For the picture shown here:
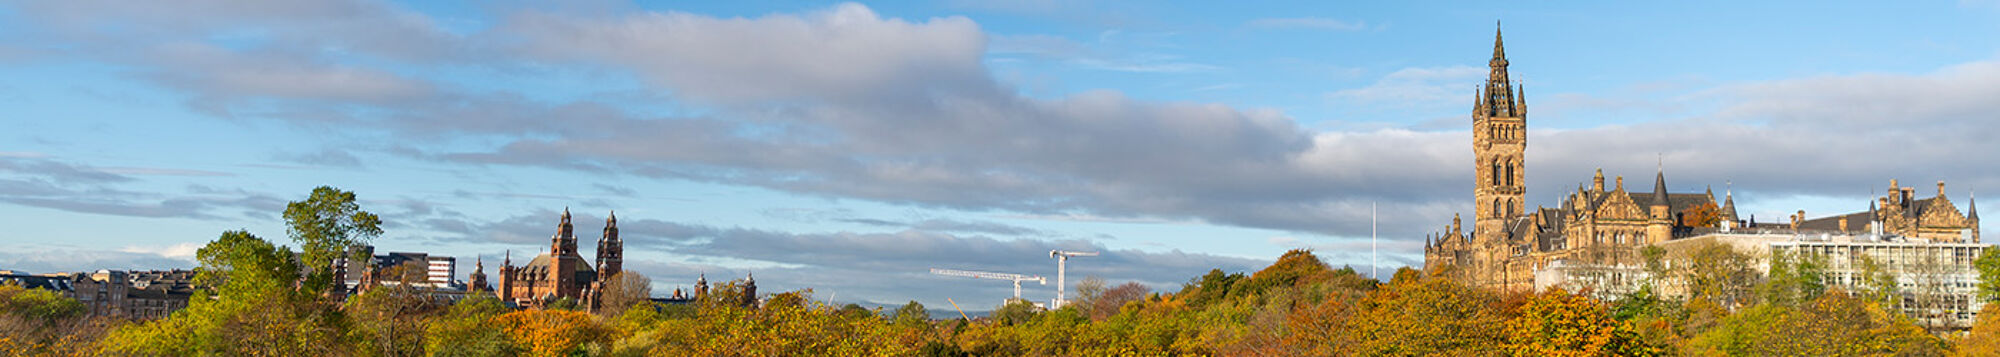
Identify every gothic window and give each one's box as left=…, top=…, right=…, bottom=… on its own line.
left=1491, top=161, right=1502, bottom=187
left=1504, top=163, right=1515, bottom=187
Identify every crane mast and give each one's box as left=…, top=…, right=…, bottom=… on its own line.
left=1049, top=250, right=1099, bottom=308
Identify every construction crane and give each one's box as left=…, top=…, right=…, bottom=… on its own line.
left=1049, top=250, right=1099, bottom=308
left=930, top=268, right=1046, bottom=302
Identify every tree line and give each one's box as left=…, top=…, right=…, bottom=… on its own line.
left=7, top=186, right=2000, bottom=355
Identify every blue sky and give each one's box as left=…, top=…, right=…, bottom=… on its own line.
left=3, top=0, right=1999, bottom=308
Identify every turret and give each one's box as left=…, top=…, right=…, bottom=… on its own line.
left=694, top=273, right=708, bottom=299
left=597, top=211, right=623, bottom=281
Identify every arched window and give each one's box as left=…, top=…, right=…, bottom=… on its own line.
left=1504, top=162, right=1515, bottom=187
left=1491, top=161, right=1502, bottom=187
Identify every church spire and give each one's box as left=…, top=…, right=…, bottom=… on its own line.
left=1481, top=21, right=1518, bottom=118
left=1492, top=21, right=1507, bottom=65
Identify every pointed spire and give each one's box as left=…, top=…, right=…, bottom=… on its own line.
left=1491, top=20, right=1507, bottom=64
left=607, top=210, right=616, bottom=224
left=504, top=249, right=511, bottom=265
left=562, top=206, right=571, bottom=220
left=1652, top=167, right=1670, bottom=207
left=1971, top=191, right=1979, bottom=221
left=1515, top=83, right=1526, bottom=116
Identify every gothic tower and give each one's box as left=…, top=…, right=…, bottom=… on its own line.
left=597, top=211, right=623, bottom=280
left=549, top=208, right=577, bottom=296
left=1473, top=23, right=1527, bottom=239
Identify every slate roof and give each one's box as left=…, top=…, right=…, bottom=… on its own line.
left=517, top=254, right=597, bottom=283
left=1797, top=211, right=1875, bottom=232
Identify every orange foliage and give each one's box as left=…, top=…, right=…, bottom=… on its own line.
left=495, top=310, right=610, bottom=356
left=1681, top=201, right=1720, bottom=227
left=1504, top=287, right=1656, bottom=356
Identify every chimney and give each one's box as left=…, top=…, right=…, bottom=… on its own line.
left=1839, top=216, right=1849, bottom=233
left=1939, top=180, right=1947, bottom=197
left=1615, top=176, right=1625, bottom=191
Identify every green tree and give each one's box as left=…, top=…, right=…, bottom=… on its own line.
left=1976, top=248, right=2000, bottom=302
left=1760, top=250, right=1829, bottom=307
left=425, top=294, right=514, bottom=357
left=893, top=300, right=930, bottom=325
left=1681, top=241, right=1761, bottom=309
left=990, top=299, right=1039, bottom=326
left=104, top=230, right=350, bottom=356
left=1176, top=269, right=1243, bottom=309
left=285, top=186, right=384, bottom=294
left=1690, top=291, right=1941, bottom=356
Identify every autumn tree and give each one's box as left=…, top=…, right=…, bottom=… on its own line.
left=1690, top=290, right=1941, bottom=356
left=1084, top=281, right=1148, bottom=321
left=0, top=283, right=108, bottom=356
left=597, top=272, right=652, bottom=317
left=1680, top=201, right=1720, bottom=227
left=1320, top=273, right=1507, bottom=355
left=285, top=186, right=384, bottom=295
left=496, top=309, right=612, bottom=356
left=1679, top=241, right=1761, bottom=309
left=1504, top=287, right=1658, bottom=356
left=345, top=262, right=444, bottom=356
left=425, top=294, right=514, bottom=357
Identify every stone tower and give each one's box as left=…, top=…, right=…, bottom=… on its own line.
left=596, top=211, right=623, bottom=280
left=1473, top=23, right=1527, bottom=237
left=549, top=208, right=578, bottom=295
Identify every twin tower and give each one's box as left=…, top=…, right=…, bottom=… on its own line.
left=479, top=208, right=624, bottom=308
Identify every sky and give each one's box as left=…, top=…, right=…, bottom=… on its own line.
left=3, top=0, right=2000, bottom=309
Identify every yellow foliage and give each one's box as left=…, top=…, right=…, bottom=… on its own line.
left=496, top=309, right=611, bottom=357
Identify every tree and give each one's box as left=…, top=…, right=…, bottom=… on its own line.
left=1679, top=241, right=1761, bottom=309
left=426, top=295, right=514, bottom=356
left=104, top=230, right=350, bottom=356
left=991, top=300, right=1039, bottom=326
left=1759, top=250, right=1828, bottom=307
left=285, top=186, right=383, bottom=294
left=1690, top=291, right=1941, bottom=356
left=345, top=263, right=442, bottom=356
left=1176, top=269, right=1242, bottom=309
left=1504, top=288, right=1658, bottom=356
left=1975, top=248, right=2000, bottom=302
left=495, top=309, right=611, bottom=356
left=1958, top=304, right=2000, bottom=356
left=1087, top=282, right=1148, bottom=321
left=1317, top=274, right=1507, bottom=355
left=893, top=301, right=929, bottom=326
left=597, top=272, right=652, bottom=317
left=1680, top=201, right=1720, bottom=227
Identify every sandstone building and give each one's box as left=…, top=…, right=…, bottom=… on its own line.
left=1423, top=26, right=1980, bottom=293
left=492, top=208, right=624, bottom=309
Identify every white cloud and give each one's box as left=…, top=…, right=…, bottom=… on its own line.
left=1328, top=65, right=1486, bottom=107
